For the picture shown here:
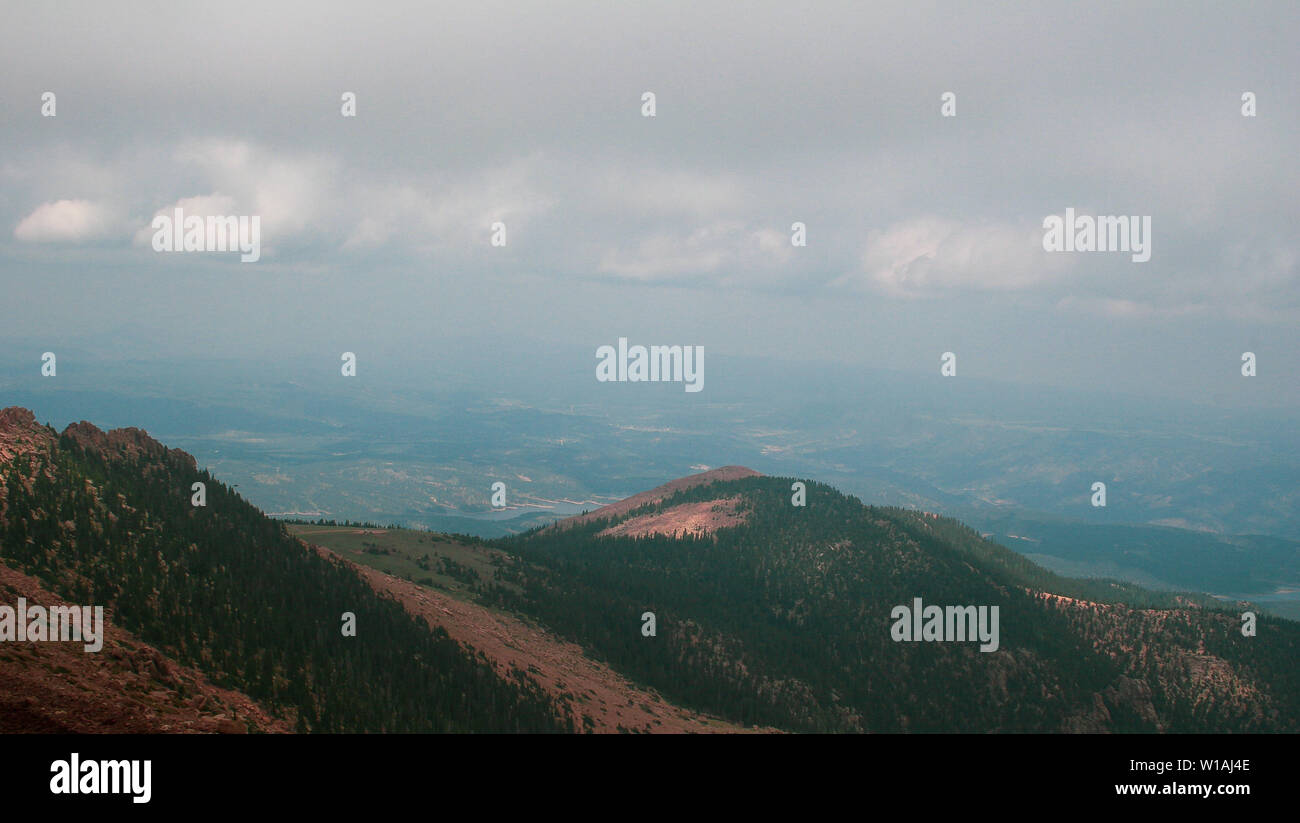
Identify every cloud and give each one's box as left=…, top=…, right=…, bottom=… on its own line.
left=13, top=199, right=117, bottom=243
left=591, top=169, right=745, bottom=218
left=597, top=221, right=798, bottom=282
left=133, top=194, right=241, bottom=247
left=342, top=157, right=555, bottom=254
left=173, top=139, right=337, bottom=238
left=839, top=217, right=1073, bottom=298
left=599, top=224, right=736, bottom=281
left=1222, top=239, right=1298, bottom=293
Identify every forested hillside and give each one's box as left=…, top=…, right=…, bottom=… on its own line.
left=0, top=408, right=566, bottom=732
left=490, top=475, right=1300, bottom=732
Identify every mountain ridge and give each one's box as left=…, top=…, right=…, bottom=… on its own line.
left=491, top=473, right=1300, bottom=732
left=0, top=407, right=570, bottom=733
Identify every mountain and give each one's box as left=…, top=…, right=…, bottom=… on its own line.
left=485, top=468, right=1300, bottom=732
left=0, top=407, right=567, bottom=732
left=7, top=405, right=1299, bottom=734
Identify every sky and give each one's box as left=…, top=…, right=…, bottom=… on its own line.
left=1, top=1, right=1297, bottom=409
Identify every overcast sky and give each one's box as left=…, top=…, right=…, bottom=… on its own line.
left=2, top=1, right=1297, bottom=408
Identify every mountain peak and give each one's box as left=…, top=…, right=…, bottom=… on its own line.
left=0, top=407, right=55, bottom=462
left=61, top=419, right=197, bottom=471
left=0, top=408, right=197, bottom=472
left=0, top=406, right=38, bottom=431
left=690, top=465, right=761, bottom=482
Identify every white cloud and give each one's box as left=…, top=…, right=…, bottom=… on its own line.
left=343, top=157, right=555, bottom=254
left=752, top=227, right=795, bottom=262
left=600, top=227, right=733, bottom=281
left=13, top=199, right=117, bottom=243
left=173, top=139, right=336, bottom=238
left=133, top=193, right=241, bottom=247
left=840, top=217, right=1073, bottom=298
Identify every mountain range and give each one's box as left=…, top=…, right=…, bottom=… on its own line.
left=2, top=406, right=1297, bottom=733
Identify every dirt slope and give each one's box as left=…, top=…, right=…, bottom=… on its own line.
left=597, top=496, right=747, bottom=538
left=309, top=544, right=763, bottom=733
left=552, top=466, right=760, bottom=531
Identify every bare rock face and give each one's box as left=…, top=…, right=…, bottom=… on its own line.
left=1063, top=675, right=1163, bottom=732
left=1101, top=675, right=1163, bottom=731
left=0, top=407, right=55, bottom=463
left=60, top=418, right=198, bottom=472
left=0, top=407, right=38, bottom=432
left=1, top=407, right=199, bottom=522
left=1, top=408, right=197, bottom=473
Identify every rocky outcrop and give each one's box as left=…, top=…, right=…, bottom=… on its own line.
left=1, top=407, right=198, bottom=474
left=0, top=407, right=56, bottom=463
left=60, top=419, right=198, bottom=472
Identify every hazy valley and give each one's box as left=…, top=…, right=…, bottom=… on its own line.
left=3, top=340, right=1297, bottom=617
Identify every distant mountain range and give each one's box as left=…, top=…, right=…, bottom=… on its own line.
left=3, top=406, right=1297, bottom=733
